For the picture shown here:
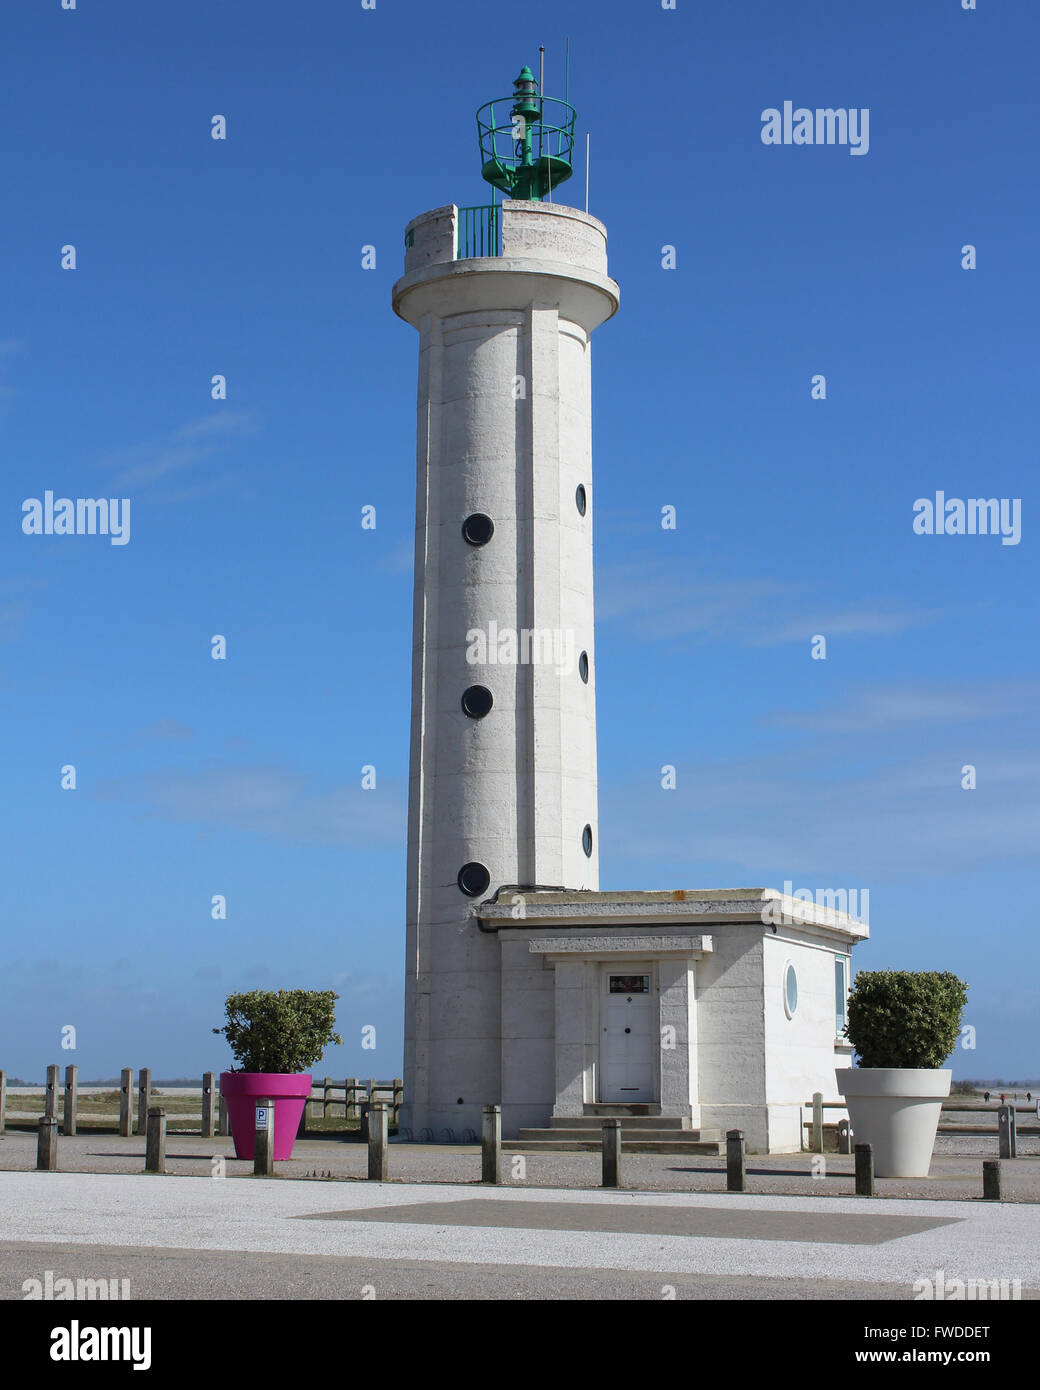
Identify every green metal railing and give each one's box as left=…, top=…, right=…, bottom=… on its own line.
left=457, top=203, right=501, bottom=259
left=476, top=82, right=576, bottom=203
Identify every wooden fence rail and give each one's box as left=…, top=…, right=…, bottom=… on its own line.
left=0, top=1069, right=404, bottom=1134
left=303, top=1078, right=404, bottom=1124
left=800, top=1093, right=1040, bottom=1152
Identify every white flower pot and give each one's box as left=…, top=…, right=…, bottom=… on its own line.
left=835, top=1068, right=951, bottom=1178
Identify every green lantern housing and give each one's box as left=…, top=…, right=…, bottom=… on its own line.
left=477, top=64, right=576, bottom=203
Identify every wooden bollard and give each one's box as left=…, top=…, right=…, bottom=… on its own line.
left=145, top=1107, right=166, bottom=1174
left=837, top=1118, right=852, bottom=1154
left=998, top=1105, right=1017, bottom=1159
left=136, top=1069, right=151, bottom=1137
left=983, top=1160, right=1003, bottom=1201
left=345, top=1076, right=358, bottom=1120
left=482, top=1104, right=501, bottom=1184
left=63, top=1065, right=78, bottom=1137
left=810, top=1091, right=824, bottom=1153
left=368, top=1102, right=388, bottom=1181
left=855, top=1142, right=875, bottom=1196
left=602, top=1118, right=621, bottom=1188
left=218, top=1092, right=229, bottom=1137
left=119, top=1068, right=133, bottom=1138
left=45, top=1064, right=59, bottom=1119
left=0, top=1070, right=6, bottom=1136
left=726, top=1129, right=746, bottom=1192
left=254, top=1098, right=275, bottom=1177
left=37, top=1116, right=58, bottom=1171
left=201, top=1072, right=215, bottom=1139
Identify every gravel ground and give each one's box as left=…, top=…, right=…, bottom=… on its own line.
left=0, top=1129, right=1037, bottom=1202
left=3, top=1172, right=1039, bottom=1295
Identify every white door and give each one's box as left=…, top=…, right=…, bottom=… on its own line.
left=600, top=969, right=654, bottom=1102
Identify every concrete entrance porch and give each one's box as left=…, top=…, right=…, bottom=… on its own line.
left=532, top=940, right=711, bottom=1124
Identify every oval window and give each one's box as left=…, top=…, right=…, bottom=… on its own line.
left=578, top=651, right=589, bottom=684
left=784, top=962, right=798, bottom=1018
left=582, top=824, right=593, bottom=858
left=575, top=484, right=587, bottom=516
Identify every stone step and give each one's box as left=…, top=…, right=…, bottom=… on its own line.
left=504, top=1138, right=726, bottom=1155
left=583, top=1104, right=661, bottom=1117
left=549, top=1115, right=692, bottom=1130
left=525, top=1127, right=721, bottom=1144
left=517, top=1127, right=722, bottom=1144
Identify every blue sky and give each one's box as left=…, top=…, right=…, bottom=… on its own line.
left=2, top=0, right=1036, bottom=1082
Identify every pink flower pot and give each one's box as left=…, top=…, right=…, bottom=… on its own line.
left=219, top=1072, right=312, bottom=1161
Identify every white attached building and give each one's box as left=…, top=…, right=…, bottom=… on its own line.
left=478, top=888, right=864, bottom=1153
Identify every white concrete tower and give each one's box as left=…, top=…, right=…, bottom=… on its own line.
left=393, top=67, right=619, bottom=1138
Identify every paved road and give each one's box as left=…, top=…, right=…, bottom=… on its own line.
left=1, top=1171, right=1037, bottom=1301
left=0, top=1239, right=922, bottom=1300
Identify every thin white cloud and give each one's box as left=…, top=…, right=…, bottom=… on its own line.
left=602, top=740, right=1040, bottom=880
left=596, top=555, right=942, bottom=648
left=103, top=412, right=258, bottom=490
left=597, top=560, right=791, bottom=639
left=143, top=719, right=196, bottom=741
left=91, top=761, right=406, bottom=850
left=770, top=681, right=1040, bottom=732
left=598, top=673, right=1040, bottom=882
left=330, top=971, right=401, bottom=1003
left=759, top=605, right=940, bottom=645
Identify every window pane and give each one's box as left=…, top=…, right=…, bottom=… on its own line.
left=784, top=963, right=798, bottom=1016
left=835, top=958, right=846, bottom=1031
left=609, top=975, right=649, bottom=994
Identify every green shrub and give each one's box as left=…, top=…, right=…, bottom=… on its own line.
left=845, top=970, right=968, bottom=1069
left=213, top=989, right=342, bottom=1073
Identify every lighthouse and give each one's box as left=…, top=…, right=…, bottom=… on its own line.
left=393, top=66, right=619, bottom=1139
left=392, top=65, right=868, bottom=1151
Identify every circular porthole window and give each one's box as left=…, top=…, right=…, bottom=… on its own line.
left=582, top=824, right=593, bottom=858
left=457, top=862, right=491, bottom=897
left=578, top=651, right=589, bottom=684
left=575, top=484, right=587, bottom=516
left=462, top=513, right=494, bottom=546
left=783, top=962, right=798, bottom=1018
left=461, top=685, right=493, bottom=719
